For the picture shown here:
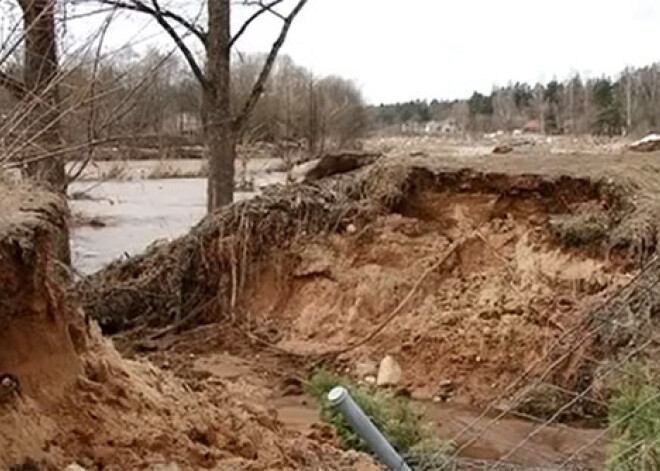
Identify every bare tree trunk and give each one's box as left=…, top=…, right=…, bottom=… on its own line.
left=19, top=0, right=67, bottom=192
left=99, top=0, right=309, bottom=211
left=17, top=0, right=70, bottom=266
left=307, top=78, right=317, bottom=154
left=205, top=0, right=235, bottom=211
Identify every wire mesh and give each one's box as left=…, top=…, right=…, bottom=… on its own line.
left=405, top=256, right=660, bottom=471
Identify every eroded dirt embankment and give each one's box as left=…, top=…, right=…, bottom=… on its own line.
left=71, top=160, right=660, bottom=470
left=0, top=181, right=377, bottom=470
left=74, top=164, right=643, bottom=469
left=78, top=165, right=639, bottom=407
left=236, top=171, right=631, bottom=406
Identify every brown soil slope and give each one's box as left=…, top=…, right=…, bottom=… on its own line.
left=239, top=172, right=631, bottom=405
left=0, top=181, right=377, bottom=470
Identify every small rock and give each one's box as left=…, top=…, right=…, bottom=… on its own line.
left=354, top=360, right=378, bottom=379
left=65, top=464, right=88, bottom=471
left=346, top=223, right=357, bottom=234
left=364, top=375, right=376, bottom=385
left=376, top=355, right=402, bottom=387
left=528, top=214, right=547, bottom=225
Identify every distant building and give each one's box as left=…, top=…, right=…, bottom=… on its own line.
left=400, top=122, right=426, bottom=134
left=439, top=119, right=461, bottom=134
left=424, top=121, right=442, bottom=134
left=163, top=112, right=201, bottom=135
left=401, top=119, right=461, bottom=135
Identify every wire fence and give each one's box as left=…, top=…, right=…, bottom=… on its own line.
left=393, top=255, right=660, bottom=471
left=324, top=255, right=660, bottom=471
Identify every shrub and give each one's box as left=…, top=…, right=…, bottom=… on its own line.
left=606, top=361, right=660, bottom=470
left=306, top=369, right=447, bottom=458
left=549, top=213, right=609, bottom=247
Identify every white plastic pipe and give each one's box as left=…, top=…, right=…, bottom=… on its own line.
left=328, top=386, right=412, bottom=471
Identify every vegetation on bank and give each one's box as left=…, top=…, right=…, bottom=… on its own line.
left=606, top=361, right=660, bottom=470
left=305, top=369, right=449, bottom=461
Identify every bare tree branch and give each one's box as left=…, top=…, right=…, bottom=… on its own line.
left=233, top=0, right=309, bottom=132
left=148, top=0, right=207, bottom=87
left=98, top=0, right=207, bottom=45
left=97, top=0, right=207, bottom=86
left=229, top=0, right=285, bottom=48
left=0, top=70, right=27, bottom=99
left=67, top=9, right=116, bottom=183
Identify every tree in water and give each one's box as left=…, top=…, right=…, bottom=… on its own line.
left=99, top=0, right=310, bottom=211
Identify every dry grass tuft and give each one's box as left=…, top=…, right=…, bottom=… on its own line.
left=549, top=213, right=610, bottom=247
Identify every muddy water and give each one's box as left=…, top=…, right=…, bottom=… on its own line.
left=273, top=394, right=604, bottom=469
left=69, top=178, right=206, bottom=273
left=69, top=158, right=289, bottom=273
left=69, top=177, right=282, bottom=273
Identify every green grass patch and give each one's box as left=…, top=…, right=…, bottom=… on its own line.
left=606, top=361, right=660, bottom=470
left=306, top=369, right=451, bottom=460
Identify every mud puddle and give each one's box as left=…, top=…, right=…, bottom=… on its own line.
left=276, top=394, right=603, bottom=467
left=183, top=351, right=605, bottom=468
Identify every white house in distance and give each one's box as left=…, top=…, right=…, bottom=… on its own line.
left=163, top=112, right=202, bottom=135
left=401, top=119, right=462, bottom=135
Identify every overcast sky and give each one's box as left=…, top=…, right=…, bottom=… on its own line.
left=66, top=0, right=660, bottom=104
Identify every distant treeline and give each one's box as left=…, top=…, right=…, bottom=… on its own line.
left=370, top=62, right=660, bottom=137
left=0, top=51, right=367, bottom=154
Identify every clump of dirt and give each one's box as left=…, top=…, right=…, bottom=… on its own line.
left=0, top=181, right=378, bottom=470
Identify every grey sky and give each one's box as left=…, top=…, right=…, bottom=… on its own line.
left=66, top=0, right=660, bottom=104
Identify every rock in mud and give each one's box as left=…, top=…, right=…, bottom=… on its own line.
left=64, top=464, right=88, bottom=471
left=354, top=360, right=378, bottom=379
left=376, top=355, right=402, bottom=386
